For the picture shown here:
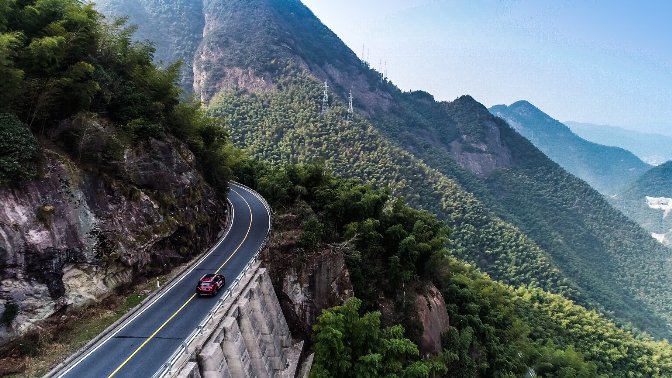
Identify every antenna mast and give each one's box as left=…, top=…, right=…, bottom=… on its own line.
left=321, top=81, right=329, bottom=114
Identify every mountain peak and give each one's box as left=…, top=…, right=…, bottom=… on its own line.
left=510, top=100, right=535, bottom=109
left=489, top=101, right=650, bottom=194
left=500, top=100, right=549, bottom=120
left=447, top=95, right=491, bottom=116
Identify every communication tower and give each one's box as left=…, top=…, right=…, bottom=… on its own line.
left=347, top=89, right=354, bottom=122
left=321, top=81, right=329, bottom=114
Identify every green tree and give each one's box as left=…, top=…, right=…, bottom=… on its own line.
left=311, top=297, right=446, bottom=377
left=0, top=113, right=40, bottom=185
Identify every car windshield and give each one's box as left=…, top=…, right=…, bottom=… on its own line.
left=200, top=282, right=212, bottom=287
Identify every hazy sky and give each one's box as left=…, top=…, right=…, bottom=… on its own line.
left=302, top=0, right=672, bottom=135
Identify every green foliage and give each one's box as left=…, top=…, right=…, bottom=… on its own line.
left=248, top=162, right=671, bottom=376
left=434, top=251, right=672, bottom=377
left=210, top=70, right=579, bottom=302
left=0, top=0, right=179, bottom=129
left=610, top=161, right=672, bottom=243
left=170, top=99, right=237, bottom=195
left=1, top=302, right=19, bottom=326
left=235, top=161, right=446, bottom=311
left=311, top=298, right=447, bottom=378
left=514, top=286, right=672, bottom=376
left=299, top=214, right=324, bottom=251
left=0, top=0, right=235, bottom=195
left=0, top=113, right=40, bottom=185
left=530, top=345, right=597, bottom=378
left=95, top=0, right=206, bottom=90
left=373, top=89, right=672, bottom=339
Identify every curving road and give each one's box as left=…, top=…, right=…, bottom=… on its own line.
left=49, top=183, right=271, bottom=378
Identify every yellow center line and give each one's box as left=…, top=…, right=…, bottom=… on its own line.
left=107, top=294, right=196, bottom=378
left=216, top=187, right=254, bottom=273
left=107, top=187, right=254, bottom=378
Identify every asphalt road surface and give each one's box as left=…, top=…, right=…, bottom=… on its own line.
left=51, top=183, right=271, bottom=378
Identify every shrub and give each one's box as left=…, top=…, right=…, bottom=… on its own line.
left=0, top=113, right=40, bottom=186
left=1, top=302, right=19, bottom=326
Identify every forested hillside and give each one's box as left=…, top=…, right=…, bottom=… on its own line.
left=0, top=0, right=235, bottom=346
left=490, top=101, right=649, bottom=194
left=93, top=0, right=672, bottom=340
left=243, top=162, right=672, bottom=377
left=611, top=162, right=672, bottom=246
left=208, top=71, right=577, bottom=299
left=5, top=1, right=672, bottom=376
left=93, top=0, right=204, bottom=91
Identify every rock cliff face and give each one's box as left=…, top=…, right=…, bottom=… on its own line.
left=261, top=212, right=450, bottom=356
left=443, top=96, right=514, bottom=177
left=0, top=136, right=225, bottom=344
left=262, top=213, right=353, bottom=338
left=415, top=285, right=450, bottom=355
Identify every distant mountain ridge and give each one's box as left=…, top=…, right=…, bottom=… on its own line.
left=566, top=121, right=672, bottom=166
left=612, top=161, right=672, bottom=246
left=490, top=101, right=650, bottom=195
left=95, top=0, right=672, bottom=340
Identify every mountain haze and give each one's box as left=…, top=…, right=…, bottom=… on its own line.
left=94, top=0, right=672, bottom=340
left=490, top=101, right=650, bottom=195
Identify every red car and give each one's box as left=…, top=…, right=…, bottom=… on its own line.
left=196, top=274, right=225, bottom=296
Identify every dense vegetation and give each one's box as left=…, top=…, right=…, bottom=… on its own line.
left=610, top=161, right=672, bottom=245
left=311, top=298, right=447, bottom=378
left=209, top=70, right=672, bottom=339
left=489, top=101, right=649, bottom=195
left=90, top=0, right=672, bottom=339
left=0, top=0, right=235, bottom=193
left=9, top=1, right=672, bottom=376
left=93, top=0, right=205, bottom=91
left=0, top=113, right=40, bottom=185
left=210, top=71, right=578, bottom=299
left=240, top=161, right=672, bottom=377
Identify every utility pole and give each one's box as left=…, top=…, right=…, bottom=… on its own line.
left=321, top=81, right=329, bottom=114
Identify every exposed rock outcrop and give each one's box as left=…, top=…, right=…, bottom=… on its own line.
left=0, top=136, right=225, bottom=344
left=444, top=96, right=513, bottom=176
left=262, top=213, right=353, bottom=338
left=415, top=284, right=450, bottom=355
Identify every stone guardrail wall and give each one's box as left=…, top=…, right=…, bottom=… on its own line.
left=152, top=184, right=306, bottom=377
left=167, top=264, right=303, bottom=378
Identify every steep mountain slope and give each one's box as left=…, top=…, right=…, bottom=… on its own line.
left=0, top=0, right=234, bottom=345
left=612, top=162, right=672, bottom=246
left=208, top=74, right=575, bottom=299
left=567, top=121, right=672, bottom=166
left=94, top=0, right=204, bottom=90
left=490, top=101, right=650, bottom=194
left=247, top=163, right=672, bottom=377
left=94, top=0, right=672, bottom=339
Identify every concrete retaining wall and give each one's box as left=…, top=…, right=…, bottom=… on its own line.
left=172, top=263, right=303, bottom=378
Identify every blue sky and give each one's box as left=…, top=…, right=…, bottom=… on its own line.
left=302, top=0, right=672, bottom=135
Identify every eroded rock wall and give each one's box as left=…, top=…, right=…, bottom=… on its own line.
left=415, top=284, right=450, bottom=355
left=262, top=213, right=353, bottom=338
left=0, top=136, right=225, bottom=344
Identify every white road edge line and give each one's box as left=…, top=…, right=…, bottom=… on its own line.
left=55, top=195, right=237, bottom=377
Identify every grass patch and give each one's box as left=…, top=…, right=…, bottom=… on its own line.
left=0, top=283, right=158, bottom=377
